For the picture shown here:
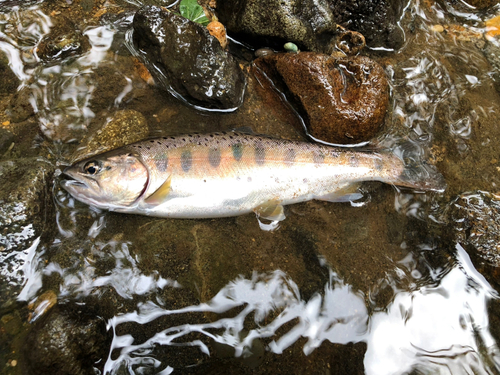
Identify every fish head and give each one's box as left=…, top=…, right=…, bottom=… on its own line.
left=61, top=150, right=148, bottom=210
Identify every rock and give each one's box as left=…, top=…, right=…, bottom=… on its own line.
left=0, top=50, right=20, bottom=95
left=216, top=0, right=338, bottom=53
left=441, top=0, right=499, bottom=11
left=7, top=86, right=35, bottom=123
left=0, top=128, right=15, bottom=156
left=72, top=109, right=149, bottom=162
left=0, top=158, right=55, bottom=308
left=133, top=5, right=245, bottom=110
left=23, top=304, right=111, bottom=375
left=450, top=191, right=500, bottom=267
left=482, top=41, right=500, bottom=94
left=254, top=53, right=389, bottom=144
left=216, top=0, right=406, bottom=52
left=36, top=16, right=90, bottom=61
left=327, top=0, right=406, bottom=51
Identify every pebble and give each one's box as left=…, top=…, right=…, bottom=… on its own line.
left=431, top=25, right=444, bottom=33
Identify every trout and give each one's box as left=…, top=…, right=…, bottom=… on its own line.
left=61, top=131, right=445, bottom=222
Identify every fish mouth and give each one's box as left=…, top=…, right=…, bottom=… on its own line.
left=60, top=169, right=88, bottom=190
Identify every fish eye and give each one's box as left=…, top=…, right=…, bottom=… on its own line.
left=84, top=161, right=101, bottom=175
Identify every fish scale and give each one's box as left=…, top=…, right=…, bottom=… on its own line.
left=61, top=132, right=446, bottom=222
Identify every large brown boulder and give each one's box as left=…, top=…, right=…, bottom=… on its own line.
left=254, top=52, right=389, bottom=144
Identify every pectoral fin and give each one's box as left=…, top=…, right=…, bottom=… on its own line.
left=144, top=175, right=172, bottom=204
left=253, top=200, right=286, bottom=221
left=315, top=183, right=363, bottom=203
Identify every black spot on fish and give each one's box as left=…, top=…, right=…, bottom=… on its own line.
left=285, top=148, right=296, bottom=165
left=181, top=150, right=192, bottom=172
left=255, top=146, right=265, bottom=165
left=150, top=140, right=154, bottom=143
left=349, top=156, right=359, bottom=167
left=209, top=148, right=221, bottom=168
left=155, top=156, right=168, bottom=172
left=313, top=151, right=325, bottom=164
left=232, top=143, right=243, bottom=161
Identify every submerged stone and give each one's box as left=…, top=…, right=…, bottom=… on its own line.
left=133, top=5, right=246, bottom=110
left=451, top=191, right=500, bottom=267
left=36, top=16, right=90, bottom=61
left=23, top=304, right=111, bottom=375
left=72, top=109, right=149, bottom=162
left=0, top=50, right=20, bottom=95
left=254, top=52, right=389, bottom=144
left=7, top=86, right=35, bottom=123
left=0, top=158, right=55, bottom=308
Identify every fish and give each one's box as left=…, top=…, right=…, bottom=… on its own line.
left=61, top=131, right=446, bottom=224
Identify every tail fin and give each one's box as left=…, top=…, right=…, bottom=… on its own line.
left=389, top=141, right=447, bottom=192
left=395, top=160, right=447, bottom=192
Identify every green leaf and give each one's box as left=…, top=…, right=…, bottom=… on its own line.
left=179, top=0, right=210, bottom=26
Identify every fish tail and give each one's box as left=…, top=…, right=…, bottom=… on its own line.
left=395, top=160, right=447, bottom=192
left=387, top=142, right=446, bottom=192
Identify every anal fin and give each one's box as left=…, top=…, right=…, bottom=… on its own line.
left=144, top=175, right=172, bottom=204
left=315, top=183, right=363, bottom=203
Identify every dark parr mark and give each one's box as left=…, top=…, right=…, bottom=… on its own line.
left=208, top=148, right=221, bottom=168
left=181, top=150, right=192, bottom=172
left=155, top=156, right=168, bottom=172
left=285, top=148, right=296, bottom=166
left=255, top=146, right=265, bottom=165
left=374, top=157, right=383, bottom=171
left=232, top=143, right=243, bottom=161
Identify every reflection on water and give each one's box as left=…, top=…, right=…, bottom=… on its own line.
left=101, top=244, right=498, bottom=374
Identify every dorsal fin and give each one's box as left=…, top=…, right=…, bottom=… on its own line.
left=144, top=175, right=172, bottom=204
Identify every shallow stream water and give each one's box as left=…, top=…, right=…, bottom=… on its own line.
left=2, top=0, right=500, bottom=374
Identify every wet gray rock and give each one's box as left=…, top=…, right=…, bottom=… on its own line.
left=24, top=304, right=111, bottom=375
left=215, top=0, right=406, bottom=52
left=216, top=0, right=338, bottom=53
left=327, top=0, right=406, bottom=51
left=36, top=15, right=90, bottom=61
left=0, top=50, right=20, bottom=95
left=133, top=5, right=246, bottom=110
left=72, top=109, right=149, bottom=162
left=0, top=158, right=55, bottom=308
left=450, top=191, right=500, bottom=266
